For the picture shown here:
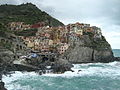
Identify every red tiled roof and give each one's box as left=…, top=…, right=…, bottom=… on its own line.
left=31, top=23, right=46, bottom=28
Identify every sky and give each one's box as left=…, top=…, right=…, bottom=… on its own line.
left=0, top=0, right=120, bottom=49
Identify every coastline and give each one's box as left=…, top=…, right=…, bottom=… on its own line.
left=0, top=53, right=120, bottom=90
left=2, top=60, right=120, bottom=90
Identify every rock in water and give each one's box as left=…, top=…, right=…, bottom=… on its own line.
left=0, top=81, right=7, bottom=90
left=52, top=58, right=73, bottom=73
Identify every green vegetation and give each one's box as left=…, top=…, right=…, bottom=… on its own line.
left=0, top=3, right=64, bottom=37
left=0, top=41, right=12, bottom=51
left=83, top=34, right=110, bottom=50
left=0, top=23, right=7, bottom=37
left=14, top=28, right=38, bottom=37
left=0, top=23, right=14, bottom=38
left=83, top=32, right=94, bottom=37
left=0, top=3, right=64, bottom=26
left=92, top=36, right=110, bottom=50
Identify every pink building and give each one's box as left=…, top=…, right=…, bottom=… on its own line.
left=57, top=43, right=70, bottom=54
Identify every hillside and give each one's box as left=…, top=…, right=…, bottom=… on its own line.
left=0, top=3, right=64, bottom=26
left=0, top=3, right=115, bottom=64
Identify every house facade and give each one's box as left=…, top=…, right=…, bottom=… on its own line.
left=57, top=43, right=70, bottom=54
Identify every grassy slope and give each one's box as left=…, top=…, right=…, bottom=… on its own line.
left=0, top=3, right=64, bottom=26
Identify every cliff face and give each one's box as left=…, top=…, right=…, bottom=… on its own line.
left=63, top=35, right=114, bottom=63
left=0, top=46, right=14, bottom=71
left=93, top=49, right=113, bottom=62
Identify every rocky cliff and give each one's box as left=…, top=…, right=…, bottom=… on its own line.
left=0, top=46, right=15, bottom=72
left=63, top=35, right=114, bottom=63
left=0, top=46, right=14, bottom=90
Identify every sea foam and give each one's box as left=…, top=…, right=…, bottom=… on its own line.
left=2, top=61, right=120, bottom=90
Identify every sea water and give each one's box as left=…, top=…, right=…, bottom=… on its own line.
left=2, top=49, right=120, bottom=90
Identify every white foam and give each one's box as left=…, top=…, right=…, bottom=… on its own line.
left=43, top=61, right=120, bottom=78
left=2, top=61, right=120, bottom=90
left=2, top=71, right=38, bottom=84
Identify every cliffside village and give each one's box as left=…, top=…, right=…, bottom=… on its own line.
left=7, top=22, right=102, bottom=55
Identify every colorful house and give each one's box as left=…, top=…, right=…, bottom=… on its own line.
left=57, top=43, right=70, bottom=54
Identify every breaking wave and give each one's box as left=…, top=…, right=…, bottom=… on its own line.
left=2, top=61, right=120, bottom=90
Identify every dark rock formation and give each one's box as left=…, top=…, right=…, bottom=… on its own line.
left=0, top=46, right=14, bottom=90
left=19, top=56, right=73, bottom=73
left=63, top=35, right=114, bottom=63
left=92, top=49, right=114, bottom=62
left=114, top=57, right=120, bottom=61
left=0, top=46, right=15, bottom=73
left=51, top=58, right=73, bottom=73
left=0, top=81, right=7, bottom=90
left=13, top=64, right=40, bottom=72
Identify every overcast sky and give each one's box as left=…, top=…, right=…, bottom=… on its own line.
left=0, top=0, right=120, bottom=49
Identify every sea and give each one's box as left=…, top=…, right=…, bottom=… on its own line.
left=2, top=49, right=120, bottom=90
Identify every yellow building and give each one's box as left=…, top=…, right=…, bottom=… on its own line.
left=49, top=40, right=54, bottom=45
left=76, top=29, right=83, bottom=35
left=27, top=41, right=34, bottom=49
left=57, top=43, right=70, bottom=54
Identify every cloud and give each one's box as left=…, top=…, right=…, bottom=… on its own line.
left=102, top=25, right=120, bottom=49
left=1, top=0, right=120, bottom=25
left=0, top=0, right=120, bottom=48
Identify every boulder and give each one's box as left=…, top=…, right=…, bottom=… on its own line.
left=0, top=81, right=7, bottom=90
left=52, top=58, right=73, bottom=73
